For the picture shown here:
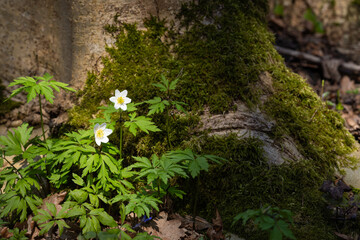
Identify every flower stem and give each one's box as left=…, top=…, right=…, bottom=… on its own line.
left=119, top=111, right=123, bottom=160
left=2, top=152, right=23, bottom=178
left=192, top=175, right=200, bottom=230
left=166, top=110, right=172, bottom=149
left=38, top=95, right=46, bottom=141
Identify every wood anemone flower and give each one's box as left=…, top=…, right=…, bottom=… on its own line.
left=109, top=89, right=131, bottom=111
left=94, top=123, right=113, bottom=146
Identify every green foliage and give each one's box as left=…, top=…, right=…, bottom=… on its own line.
left=79, top=229, right=159, bottom=240
left=166, top=149, right=225, bottom=178
left=181, top=134, right=337, bottom=240
left=112, top=193, right=161, bottom=217
left=0, top=123, right=32, bottom=156
left=274, top=4, right=284, bottom=17
left=124, top=113, right=161, bottom=136
left=304, top=8, right=324, bottom=34
left=133, top=154, right=187, bottom=185
left=232, top=206, right=296, bottom=240
left=33, top=202, right=70, bottom=236
left=7, top=228, right=28, bottom=240
left=7, top=73, right=75, bottom=104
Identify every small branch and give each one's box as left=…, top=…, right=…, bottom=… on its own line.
left=274, top=45, right=360, bottom=75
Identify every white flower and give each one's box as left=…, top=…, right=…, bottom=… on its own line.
left=109, top=89, right=131, bottom=111
left=94, top=123, right=113, bottom=146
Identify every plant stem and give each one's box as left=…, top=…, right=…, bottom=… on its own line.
left=119, top=111, right=123, bottom=160
left=192, top=175, right=200, bottom=230
left=165, top=109, right=172, bottom=149
left=2, top=154, right=23, bottom=178
left=158, top=178, right=161, bottom=198
left=38, top=95, right=46, bottom=141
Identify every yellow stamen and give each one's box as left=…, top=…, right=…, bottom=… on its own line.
left=117, top=97, right=124, bottom=104
left=96, top=129, right=104, bottom=138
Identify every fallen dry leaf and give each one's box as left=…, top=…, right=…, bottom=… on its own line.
left=206, top=209, right=225, bottom=240
left=142, top=212, right=186, bottom=240
left=41, top=191, right=67, bottom=215
left=0, top=227, right=13, bottom=238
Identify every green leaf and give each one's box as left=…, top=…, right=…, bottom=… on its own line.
left=39, top=221, right=55, bottom=236
left=89, top=194, right=99, bottom=208
left=91, top=215, right=101, bottom=233
left=169, top=78, right=179, bottom=90
left=274, top=4, right=284, bottom=17
left=70, top=189, right=88, bottom=204
left=101, top=154, right=119, bottom=174
left=72, top=173, right=85, bottom=186
left=277, top=220, right=296, bottom=240
left=97, top=211, right=117, bottom=227
left=160, top=74, right=169, bottom=89
left=124, top=113, right=161, bottom=136
left=0, top=123, right=33, bottom=156
left=46, top=202, right=57, bottom=217
left=186, top=157, right=206, bottom=178
left=270, top=225, right=283, bottom=240
left=55, top=220, right=70, bottom=236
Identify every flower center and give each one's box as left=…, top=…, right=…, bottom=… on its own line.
left=96, top=129, right=104, bottom=138
left=117, top=97, right=125, bottom=104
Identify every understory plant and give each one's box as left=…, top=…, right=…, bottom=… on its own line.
left=0, top=73, right=225, bottom=239
left=232, top=205, right=296, bottom=240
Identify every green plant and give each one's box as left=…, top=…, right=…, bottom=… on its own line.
left=6, top=73, right=75, bottom=140
left=7, top=228, right=28, bottom=240
left=166, top=149, right=225, bottom=228
left=274, top=4, right=284, bottom=17
left=304, top=8, right=324, bottom=34
left=33, top=202, right=70, bottom=236
left=232, top=206, right=296, bottom=240
left=146, top=74, right=186, bottom=149
left=131, top=154, right=188, bottom=198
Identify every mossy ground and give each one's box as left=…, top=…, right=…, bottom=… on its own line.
left=68, top=0, right=358, bottom=238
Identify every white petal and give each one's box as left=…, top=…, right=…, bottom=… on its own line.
left=124, top=97, right=131, bottom=104
left=120, top=104, right=127, bottom=111
left=115, top=89, right=121, bottom=97
left=114, top=103, right=120, bottom=109
left=102, top=136, right=109, bottom=143
left=120, top=90, right=128, bottom=97
left=100, top=123, right=107, bottom=129
left=95, top=138, right=101, bottom=146
left=109, top=96, right=117, bottom=103
left=104, top=129, right=113, bottom=136
left=94, top=123, right=100, bottom=134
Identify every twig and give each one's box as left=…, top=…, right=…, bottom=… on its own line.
left=275, top=45, right=360, bottom=74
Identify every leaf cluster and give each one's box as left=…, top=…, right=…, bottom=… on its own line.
left=8, top=73, right=75, bottom=104
left=232, top=206, right=296, bottom=240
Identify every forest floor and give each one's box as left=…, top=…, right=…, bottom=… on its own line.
left=269, top=15, right=360, bottom=144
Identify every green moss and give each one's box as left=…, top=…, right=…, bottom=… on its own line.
left=69, top=0, right=276, bottom=127
left=266, top=66, right=356, bottom=170
left=179, top=134, right=336, bottom=240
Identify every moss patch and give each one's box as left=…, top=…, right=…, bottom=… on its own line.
left=179, top=134, right=336, bottom=240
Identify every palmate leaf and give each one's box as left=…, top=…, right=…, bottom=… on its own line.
left=166, top=149, right=226, bottom=178
left=124, top=113, right=161, bottom=136
left=0, top=123, right=33, bottom=156
left=132, top=154, right=187, bottom=185
left=145, top=97, right=169, bottom=115
left=7, top=73, right=76, bottom=104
